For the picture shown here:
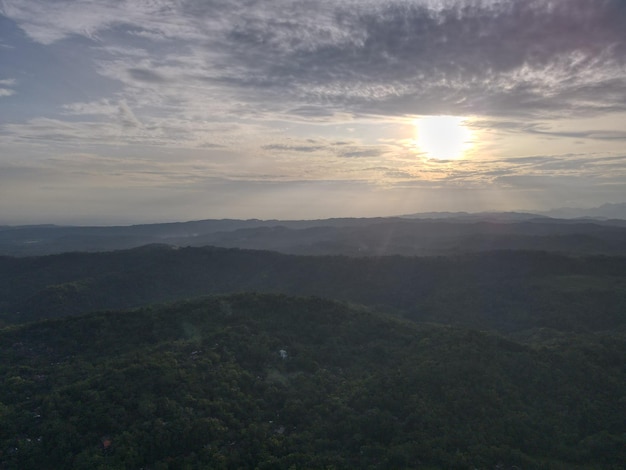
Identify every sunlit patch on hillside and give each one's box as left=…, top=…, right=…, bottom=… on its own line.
left=414, top=116, right=473, bottom=160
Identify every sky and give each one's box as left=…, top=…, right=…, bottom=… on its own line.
left=1, top=0, right=626, bottom=225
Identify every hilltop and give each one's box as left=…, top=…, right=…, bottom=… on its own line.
left=1, top=293, right=624, bottom=469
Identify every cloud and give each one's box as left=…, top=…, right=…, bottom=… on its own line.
left=471, top=118, right=626, bottom=141
left=204, top=0, right=626, bottom=117
left=0, top=0, right=204, bottom=44
left=339, top=148, right=383, bottom=158
left=3, top=0, right=625, bottom=120
left=260, top=138, right=390, bottom=160
left=63, top=99, right=118, bottom=116
left=0, top=78, right=17, bottom=97
left=127, top=67, right=168, bottom=83
left=1, top=0, right=625, bottom=222
left=262, top=144, right=325, bottom=153
left=526, top=127, right=626, bottom=141
left=118, top=100, right=142, bottom=128
left=0, top=115, right=243, bottom=151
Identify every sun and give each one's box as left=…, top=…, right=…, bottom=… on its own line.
left=414, top=115, right=473, bottom=160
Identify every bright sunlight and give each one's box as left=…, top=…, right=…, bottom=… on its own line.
left=414, top=116, right=473, bottom=160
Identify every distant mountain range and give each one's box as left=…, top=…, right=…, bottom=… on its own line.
left=2, top=205, right=626, bottom=468
left=402, top=202, right=626, bottom=221
left=1, top=203, right=626, bottom=257
left=539, top=202, right=626, bottom=219
left=399, top=210, right=550, bottom=221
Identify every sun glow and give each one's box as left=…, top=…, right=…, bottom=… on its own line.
left=414, top=115, right=473, bottom=160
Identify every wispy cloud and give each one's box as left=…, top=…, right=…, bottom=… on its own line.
left=0, top=78, right=17, bottom=97
left=1, top=0, right=626, bottom=221
left=263, top=143, right=326, bottom=153
left=3, top=0, right=625, bottom=118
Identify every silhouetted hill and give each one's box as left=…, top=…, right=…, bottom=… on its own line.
left=3, top=215, right=626, bottom=257
left=189, top=219, right=626, bottom=256
left=1, top=293, right=624, bottom=469
left=541, top=202, right=626, bottom=219
left=2, top=246, right=625, bottom=334
left=400, top=210, right=549, bottom=221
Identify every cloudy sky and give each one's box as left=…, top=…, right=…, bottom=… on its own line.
left=1, top=0, right=625, bottom=224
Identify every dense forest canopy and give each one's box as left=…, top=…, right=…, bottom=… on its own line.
left=1, top=236, right=625, bottom=468
left=1, top=246, right=625, bottom=334
left=1, top=293, right=624, bottom=469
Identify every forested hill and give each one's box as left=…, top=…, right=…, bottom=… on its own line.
left=1, top=293, right=624, bottom=469
left=3, top=216, right=626, bottom=257
left=1, top=245, right=626, bottom=334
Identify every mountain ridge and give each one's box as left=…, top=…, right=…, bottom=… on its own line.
left=2, top=246, right=625, bottom=336
left=2, top=213, right=626, bottom=257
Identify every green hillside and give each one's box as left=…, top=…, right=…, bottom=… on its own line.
left=1, top=293, right=624, bottom=469
left=2, top=246, right=626, bottom=334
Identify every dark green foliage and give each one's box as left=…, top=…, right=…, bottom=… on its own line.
left=1, top=245, right=625, bottom=468
left=1, top=247, right=626, bottom=335
left=1, top=293, right=624, bottom=469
